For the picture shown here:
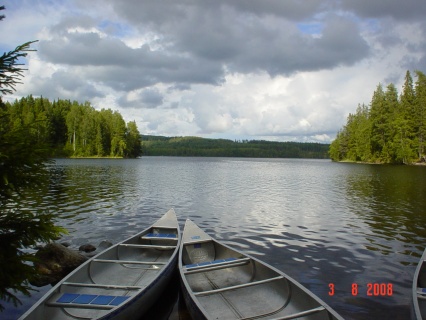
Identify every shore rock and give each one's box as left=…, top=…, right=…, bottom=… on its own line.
left=30, top=243, right=87, bottom=287
left=79, top=244, right=96, bottom=253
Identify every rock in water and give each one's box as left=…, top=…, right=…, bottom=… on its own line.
left=30, top=243, right=87, bottom=287
left=79, top=244, right=96, bottom=253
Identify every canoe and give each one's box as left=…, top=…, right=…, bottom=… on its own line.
left=178, top=219, right=343, bottom=320
left=413, top=248, right=426, bottom=319
left=20, top=208, right=181, bottom=320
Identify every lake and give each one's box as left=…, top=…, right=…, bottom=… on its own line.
left=2, top=157, right=426, bottom=319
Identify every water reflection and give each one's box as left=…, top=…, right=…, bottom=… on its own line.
left=2, top=158, right=426, bottom=319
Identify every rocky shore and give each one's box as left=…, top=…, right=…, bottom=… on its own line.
left=31, top=240, right=113, bottom=287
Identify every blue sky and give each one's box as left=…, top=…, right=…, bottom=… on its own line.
left=1, top=0, right=426, bottom=143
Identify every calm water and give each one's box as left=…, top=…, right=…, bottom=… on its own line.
left=2, top=157, right=426, bottom=319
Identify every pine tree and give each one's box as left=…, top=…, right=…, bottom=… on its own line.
left=414, top=71, right=426, bottom=160
left=0, top=5, right=65, bottom=310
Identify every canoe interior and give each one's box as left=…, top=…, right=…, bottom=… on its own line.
left=415, top=256, right=426, bottom=320
left=181, top=239, right=339, bottom=320
left=24, top=224, right=179, bottom=320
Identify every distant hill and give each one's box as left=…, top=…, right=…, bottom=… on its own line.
left=141, top=135, right=330, bottom=159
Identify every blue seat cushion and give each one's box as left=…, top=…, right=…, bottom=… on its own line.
left=56, top=293, right=129, bottom=306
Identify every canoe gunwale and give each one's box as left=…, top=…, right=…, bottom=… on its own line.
left=413, top=249, right=426, bottom=319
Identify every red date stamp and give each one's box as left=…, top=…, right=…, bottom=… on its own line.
left=328, top=283, right=393, bottom=296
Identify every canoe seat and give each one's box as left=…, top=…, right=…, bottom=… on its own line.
left=418, top=288, right=426, bottom=294
left=119, top=243, right=176, bottom=250
left=93, top=259, right=166, bottom=265
left=63, top=282, right=142, bottom=290
left=273, top=306, right=326, bottom=320
left=141, top=233, right=177, bottom=240
left=183, top=258, right=251, bottom=274
left=184, top=257, right=251, bottom=274
left=194, top=275, right=284, bottom=296
left=417, top=288, right=426, bottom=299
left=47, top=293, right=129, bottom=310
left=185, top=257, right=237, bottom=269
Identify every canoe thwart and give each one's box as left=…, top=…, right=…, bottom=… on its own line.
left=46, top=293, right=129, bottom=310
left=62, top=282, right=142, bottom=290
left=141, top=233, right=178, bottom=241
left=184, top=257, right=251, bottom=274
left=92, top=259, right=166, bottom=265
left=270, top=306, right=326, bottom=320
left=194, top=275, right=285, bottom=296
left=183, top=239, right=213, bottom=246
left=119, top=244, right=176, bottom=250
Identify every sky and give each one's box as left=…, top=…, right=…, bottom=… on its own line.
left=1, top=0, right=426, bottom=143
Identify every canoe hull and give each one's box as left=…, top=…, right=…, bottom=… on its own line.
left=20, top=209, right=180, bottom=320
left=414, top=248, right=426, bottom=320
left=179, top=219, right=343, bottom=320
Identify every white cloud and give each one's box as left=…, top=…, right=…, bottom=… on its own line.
left=2, top=0, right=426, bottom=143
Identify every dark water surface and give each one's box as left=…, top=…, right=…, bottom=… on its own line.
left=2, top=157, right=426, bottom=319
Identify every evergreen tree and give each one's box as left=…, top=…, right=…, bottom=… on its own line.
left=0, top=5, right=65, bottom=310
left=414, top=70, right=426, bottom=160
left=125, top=121, right=142, bottom=158
left=330, top=70, right=426, bottom=164
left=395, top=71, right=416, bottom=163
left=369, top=84, right=386, bottom=160
left=382, top=83, right=399, bottom=162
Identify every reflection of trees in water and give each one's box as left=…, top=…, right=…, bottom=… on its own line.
left=343, top=164, right=426, bottom=251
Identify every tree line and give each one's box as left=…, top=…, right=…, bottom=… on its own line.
left=329, top=70, right=426, bottom=164
left=142, top=135, right=330, bottom=158
left=4, top=95, right=142, bottom=158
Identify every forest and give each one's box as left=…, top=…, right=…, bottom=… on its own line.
left=329, top=70, right=426, bottom=164
left=3, top=95, right=142, bottom=158
left=141, top=135, right=330, bottom=158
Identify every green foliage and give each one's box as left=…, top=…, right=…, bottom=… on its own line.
left=0, top=6, right=68, bottom=310
left=5, top=96, right=142, bottom=158
left=0, top=209, right=66, bottom=309
left=141, top=135, right=329, bottom=158
left=330, top=70, right=426, bottom=164
left=0, top=41, right=37, bottom=96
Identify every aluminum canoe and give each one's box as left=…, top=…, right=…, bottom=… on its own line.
left=178, top=219, right=344, bottom=320
left=413, top=248, right=426, bottom=319
left=19, top=208, right=181, bottom=320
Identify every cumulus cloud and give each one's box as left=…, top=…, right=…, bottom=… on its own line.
left=3, top=0, right=426, bottom=142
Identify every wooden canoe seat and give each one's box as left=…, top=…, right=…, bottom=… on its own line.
left=194, top=275, right=284, bottom=296
left=184, top=257, right=251, bottom=274
left=141, top=233, right=177, bottom=240
left=47, top=293, right=129, bottom=309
